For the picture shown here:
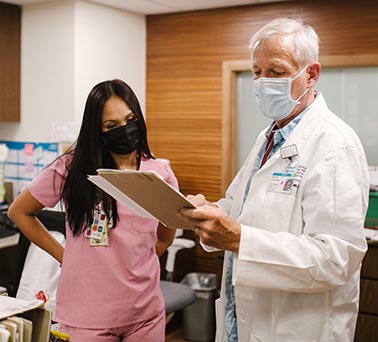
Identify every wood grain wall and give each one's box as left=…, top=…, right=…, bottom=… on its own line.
left=146, top=0, right=378, bottom=275
left=0, top=2, right=21, bottom=122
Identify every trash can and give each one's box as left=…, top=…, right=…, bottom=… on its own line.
left=181, top=273, right=218, bottom=342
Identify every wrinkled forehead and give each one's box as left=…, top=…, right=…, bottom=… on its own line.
left=251, top=34, right=298, bottom=68
left=252, top=34, right=295, bottom=59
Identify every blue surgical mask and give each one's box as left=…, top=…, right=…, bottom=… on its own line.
left=253, top=65, right=309, bottom=121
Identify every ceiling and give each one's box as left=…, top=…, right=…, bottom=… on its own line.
left=2, top=0, right=288, bottom=15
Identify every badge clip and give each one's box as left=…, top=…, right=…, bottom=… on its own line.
left=280, top=144, right=298, bottom=161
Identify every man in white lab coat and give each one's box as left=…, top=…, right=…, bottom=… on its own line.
left=180, top=17, right=369, bottom=342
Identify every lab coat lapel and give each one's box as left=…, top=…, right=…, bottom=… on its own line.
left=258, top=92, right=328, bottom=172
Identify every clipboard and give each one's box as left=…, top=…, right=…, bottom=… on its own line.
left=88, top=169, right=196, bottom=229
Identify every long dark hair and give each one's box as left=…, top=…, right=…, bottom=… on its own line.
left=61, top=79, right=154, bottom=236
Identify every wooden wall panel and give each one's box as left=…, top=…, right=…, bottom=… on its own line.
left=146, top=0, right=378, bottom=275
left=0, top=2, right=21, bottom=122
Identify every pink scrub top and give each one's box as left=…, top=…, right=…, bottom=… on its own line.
left=29, top=155, right=179, bottom=329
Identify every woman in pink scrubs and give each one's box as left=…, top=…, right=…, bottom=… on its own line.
left=8, top=79, right=178, bottom=342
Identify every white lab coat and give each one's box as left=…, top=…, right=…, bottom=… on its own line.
left=214, top=93, right=369, bottom=342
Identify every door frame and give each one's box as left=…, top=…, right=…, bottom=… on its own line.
left=221, top=54, right=378, bottom=194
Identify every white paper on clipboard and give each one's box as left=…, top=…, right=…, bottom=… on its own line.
left=88, top=169, right=196, bottom=229
left=88, top=175, right=154, bottom=219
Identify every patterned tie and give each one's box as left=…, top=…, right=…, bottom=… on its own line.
left=225, top=253, right=238, bottom=341
left=224, top=128, right=276, bottom=342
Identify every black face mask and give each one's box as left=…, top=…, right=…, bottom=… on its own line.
left=101, top=121, right=141, bottom=155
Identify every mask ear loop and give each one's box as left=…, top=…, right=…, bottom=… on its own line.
left=294, top=87, right=309, bottom=103
left=292, top=64, right=310, bottom=81
left=291, top=64, right=310, bottom=103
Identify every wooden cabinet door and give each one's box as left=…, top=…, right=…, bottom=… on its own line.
left=356, top=243, right=378, bottom=341
left=0, top=2, right=21, bottom=122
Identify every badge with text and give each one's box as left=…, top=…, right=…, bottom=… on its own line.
left=268, top=165, right=307, bottom=194
left=268, top=172, right=295, bottom=193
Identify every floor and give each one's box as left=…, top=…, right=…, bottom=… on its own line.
left=165, top=313, right=185, bottom=342
left=164, top=320, right=215, bottom=342
left=165, top=326, right=185, bottom=342
left=164, top=309, right=215, bottom=342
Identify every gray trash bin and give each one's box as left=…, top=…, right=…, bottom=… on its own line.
left=181, top=273, right=218, bottom=342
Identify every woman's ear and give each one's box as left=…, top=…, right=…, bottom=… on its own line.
left=307, top=62, right=321, bottom=87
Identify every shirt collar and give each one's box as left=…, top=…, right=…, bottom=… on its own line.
left=265, top=95, right=317, bottom=143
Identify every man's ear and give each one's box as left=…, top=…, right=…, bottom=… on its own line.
left=307, top=62, right=321, bottom=87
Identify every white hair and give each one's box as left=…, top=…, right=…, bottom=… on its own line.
left=249, top=17, right=320, bottom=66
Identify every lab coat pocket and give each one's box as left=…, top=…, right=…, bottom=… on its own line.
left=273, top=291, right=329, bottom=341
left=262, top=192, right=299, bottom=234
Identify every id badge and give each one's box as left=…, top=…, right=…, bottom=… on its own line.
left=85, top=209, right=110, bottom=246
left=268, top=172, right=296, bottom=194
left=268, top=165, right=307, bottom=194
left=90, top=224, right=109, bottom=246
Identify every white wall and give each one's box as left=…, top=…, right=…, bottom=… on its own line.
left=0, top=0, right=76, bottom=142
left=0, top=0, right=146, bottom=142
left=74, top=1, right=146, bottom=123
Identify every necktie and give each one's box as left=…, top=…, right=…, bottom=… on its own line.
left=225, top=253, right=238, bottom=341
left=260, top=129, right=276, bottom=168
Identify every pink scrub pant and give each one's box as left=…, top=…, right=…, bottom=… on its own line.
left=58, top=309, right=165, bottom=342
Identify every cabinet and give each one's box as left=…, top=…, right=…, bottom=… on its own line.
left=355, top=241, right=378, bottom=341
left=0, top=2, right=21, bottom=122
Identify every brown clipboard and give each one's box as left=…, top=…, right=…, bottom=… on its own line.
left=93, top=169, right=196, bottom=229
